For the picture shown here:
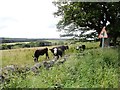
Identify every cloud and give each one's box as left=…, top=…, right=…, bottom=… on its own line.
left=0, top=0, right=60, bottom=38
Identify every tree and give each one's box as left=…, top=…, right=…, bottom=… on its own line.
left=53, top=1, right=120, bottom=46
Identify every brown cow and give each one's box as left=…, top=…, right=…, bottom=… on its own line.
left=33, top=47, right=49, bottom=62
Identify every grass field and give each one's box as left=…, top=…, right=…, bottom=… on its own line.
left=1, top=42, right=99, bottom=67
left=1, top=45, right=59, bottom=67
left=1, top=42, right=119, bottom=88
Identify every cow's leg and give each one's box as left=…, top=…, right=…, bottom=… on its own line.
left=34, top=57, right=36, bottom=62
left=46, top=52, right=49, bottom=59
left=55, top=55, right=59, bottom=60
left=57, top=55, right=59, bottom=59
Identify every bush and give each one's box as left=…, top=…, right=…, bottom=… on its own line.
left=1, top=44, right=8, bottom=50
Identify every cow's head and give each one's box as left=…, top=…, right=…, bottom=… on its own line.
left=53, top=48, right=57, bottom=55
left=66, top=46, right=69, bottom=49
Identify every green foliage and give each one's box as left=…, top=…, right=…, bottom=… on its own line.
left=1, top=44, right=8, bottom=50
left=53, top=2, right=120, bottom=43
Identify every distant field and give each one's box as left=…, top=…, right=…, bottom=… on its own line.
left=0, top=42, right=30, bottom=45
left=1, top=39, right=67, bottom=45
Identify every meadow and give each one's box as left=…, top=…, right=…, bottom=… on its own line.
left=0, top=42, right=119, bottom=88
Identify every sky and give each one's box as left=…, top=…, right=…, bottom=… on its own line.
left=0, top=0, right=61, bottom=38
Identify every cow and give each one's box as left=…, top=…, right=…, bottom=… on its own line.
left=76, top=46, right=82, bottom=50
left=33, top=47, right=49, bottom=62
left=56, top=45, right=69, bottom=51
left=49, top=47, right=64, bottom=60
left=54, top=46, right=66, bottom=52
left=82, top=45, right=86, bottom=51
left=64, top=45, right=69, bottom=50
left=50, top=45, right=69, bottom=59
left=76, top=45, right=86, bottom=51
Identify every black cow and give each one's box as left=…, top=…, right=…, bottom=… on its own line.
left=33, top=47, right=49, bottom=62
left=50, top=47, right=63, bottom=59
left=57, top=45, right=69, bottom=51
left=76, top=46, right=81, bottom=50
left=55, top=46, right=65, bottom=52
left=64, top=45, right=69, bottom=50
left=50, top=45, right=69, bottom=59
left=76, top=45, right=86, bottom=51
left=82, top=45, right=86, bottom=51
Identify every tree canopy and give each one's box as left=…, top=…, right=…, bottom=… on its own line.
left=53, top=1, right=120, bottom=43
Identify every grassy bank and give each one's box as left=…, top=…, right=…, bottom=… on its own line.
left=1, top=43, right=119, bottom=88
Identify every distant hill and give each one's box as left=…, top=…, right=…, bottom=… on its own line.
left=0, top=37, right=68, bottom=43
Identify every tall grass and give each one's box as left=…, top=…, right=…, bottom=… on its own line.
left=1, top=45, right=119, bottom=88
